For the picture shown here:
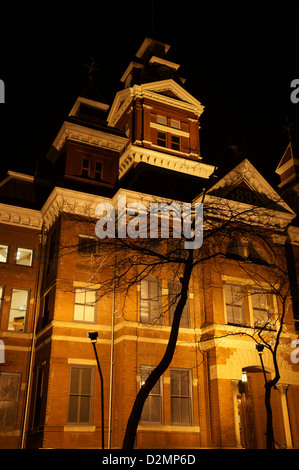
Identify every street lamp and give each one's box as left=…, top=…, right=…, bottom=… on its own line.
left=255, top=343, right=267, bottom=384
left=88, top=331, right=104, bottom=449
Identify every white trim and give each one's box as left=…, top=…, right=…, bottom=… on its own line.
left=46, top=121, right=128, bottom=164
left=150, top=121, right=190, bottom=137
left=137, top=425, right=200, bottom=433
left=135, top=38, right=170, bottom=59
left=107, top=79, right=204, bottom=127
left=69, top=96, right=109, bottom=117
left=118, top=144, right=214, bottom=180
left=0, top=203, right=42, bottom=229
left=148, top=56, right=180, bottom=71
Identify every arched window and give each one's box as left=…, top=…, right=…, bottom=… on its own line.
left=226, top=240, right=268, bottom=265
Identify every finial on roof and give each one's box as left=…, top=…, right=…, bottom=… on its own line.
left=83, top=54, right=100, bottom=83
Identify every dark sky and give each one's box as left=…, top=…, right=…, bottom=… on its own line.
left=1, top=2, right=299, bottom=187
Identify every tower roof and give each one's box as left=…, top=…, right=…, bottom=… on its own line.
left=120, top=37, right=186, bottom=88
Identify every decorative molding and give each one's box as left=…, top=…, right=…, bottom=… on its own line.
left=118, top=144, right=214, bottom=180
left=150, top=121, right=190, bottom=137
left=0, top=203, right=42, bottom=229
left=46, top=121, right=128, bottom=163
left=107, top=79, right=204, bottom=127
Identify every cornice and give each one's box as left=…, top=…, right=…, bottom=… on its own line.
left=0, top=203, right=42, bottom=229
left=46, top=121, right=128, bottom=163
left=118, top=144, right=214, bottom=180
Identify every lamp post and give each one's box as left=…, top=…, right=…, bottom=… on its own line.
left=88, top=331, right=104, bottom=449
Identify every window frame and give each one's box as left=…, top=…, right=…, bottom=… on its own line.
left=15, top=247, right=34, bottom=267
left=250, top=287, right=270, bottom=325
left=157, top=131, right=167, bottom=147
left=224, top=283, right=245, bottom=326
left=7, top=288, right=30, bottom=332
left=0, top=244, right=9, bottom=264
left=140, top=278, right=162, bottom=325
left=171, top=134, right=180, bottom=151
left=81, top=158, right=90, bottom=178
left=140, top=365, right=163, bottom=425
left=78, top=235, right=100, bottom=255
left=67, top=365, right=95, bottom=426
left=73, top=288, right=97, bottom=323
left=170, top=368, right=193, bottom=426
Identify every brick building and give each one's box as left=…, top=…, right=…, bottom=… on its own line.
left=0, top=38, right=299, bottom=449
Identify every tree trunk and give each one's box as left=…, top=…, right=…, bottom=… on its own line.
left=265, top=382, right=275, bottom=449
left=122, top=250, right=194, bottom=449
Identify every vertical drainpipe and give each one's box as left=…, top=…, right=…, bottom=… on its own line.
left=107, top=247, right=116, bottom=449
left=21, top=222, right=45, bottom=448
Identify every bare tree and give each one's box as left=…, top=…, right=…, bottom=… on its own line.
left=48, top=161, right=296, bottom=449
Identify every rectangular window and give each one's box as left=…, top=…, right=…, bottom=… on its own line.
left=0, top=244, right=8, bottom=263
left=140, top=366, right=163, bottom=424
left=67, top=366, right=94, bottom=425
left=140, top=278, right=162, bottom=324
left=157, top=131, right=166, bottom=147
left=170, top=119, right=181, bottom=129
left=95, top=161, right=102, bottom=181
left=168, top=280, right=189, bottom=328
left=74, top=288, right=96, bottom=323
left=8, top=289, right=29, bottom=332
left=81, top=158, right=90, bottom=178
left=0, top=372, right=21, bottom=431
left=171, top=135, right=180, bottom=151
left=251, top=288, right=269, bottom=324
left=16, top=247, right=33, bottom=266
left=225, top=284, right=245, bottom=325
left=157, top=115, right=167, bottom=125
left=78, top=235, right=100, bottom=255
left=170, top=369, right=192, bottom=425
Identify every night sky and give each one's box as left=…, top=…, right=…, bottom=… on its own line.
left=1, top=2, right=299, bottom=187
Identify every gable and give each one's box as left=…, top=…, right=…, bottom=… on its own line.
left=207, top=159, right=295, bottom=215
left=221, top=181, right=269, bottom=207
left=108, top=79, right=204, bottom=127
left=141, top=79, right=204, bottom=112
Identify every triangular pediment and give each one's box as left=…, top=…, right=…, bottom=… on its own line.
left=207, top=159, right=295, bottom=216
left=140, top=79, right=204, bottom=110
left=108, top=79, right=204, bottom=127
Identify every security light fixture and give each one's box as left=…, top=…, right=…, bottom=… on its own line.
left=87, top=331, right=98, bottom=343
